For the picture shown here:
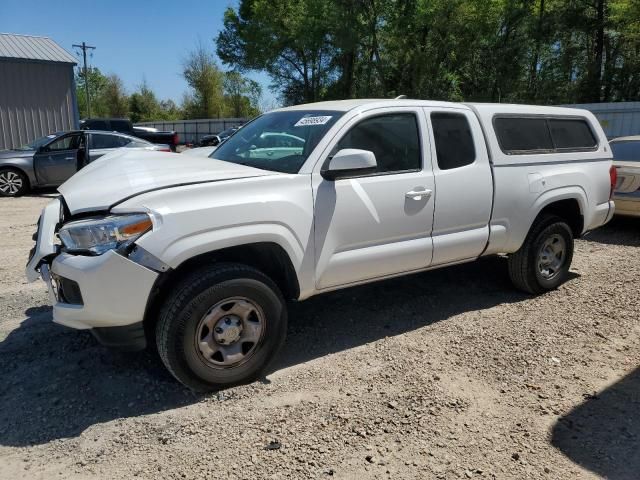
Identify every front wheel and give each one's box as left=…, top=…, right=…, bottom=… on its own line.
left=156, top=263, right=287, bottom=391
left=508, top=214, right=574, bottom=294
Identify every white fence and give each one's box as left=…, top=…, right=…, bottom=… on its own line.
left=136, top=118, right=249, bottom=145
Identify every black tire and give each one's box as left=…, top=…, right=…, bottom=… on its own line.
left=508, top=214, right=574, bottom=294
left=156, top=263, right=287, bottom=392
left=0, top=168, right=29, bottom=197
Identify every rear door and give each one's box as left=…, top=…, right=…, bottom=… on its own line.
left=88, top=133, right=131, bottom=162
left=33, top=133, right=82, bottom=186
left=425, top=107, right=493, bottom=265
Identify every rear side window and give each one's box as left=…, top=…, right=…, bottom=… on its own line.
left=548, top=119, right=596, bottom=149
left=336, top=113, right=421, bottom=173
left=494, top=116, right=598, bottom=154
left=90, top=133, right=130, bottom=149
left=431, top=112, right=476, bottom=169
left=494, top=117, right=553, bottom=152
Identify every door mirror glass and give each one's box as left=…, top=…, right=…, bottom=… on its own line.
left=322, top=149, right=377, bottom=180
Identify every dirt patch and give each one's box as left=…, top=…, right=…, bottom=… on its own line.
left=1, top=195, right=638, bottom=479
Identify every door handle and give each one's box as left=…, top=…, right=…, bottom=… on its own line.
left=65, top=157, right=75, bottom=160
left=405, top=188, right=432, bottom=200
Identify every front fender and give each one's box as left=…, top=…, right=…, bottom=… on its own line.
left=149, top=222, right=306, bottom=271
left=0, top=158, right=37, bottom=186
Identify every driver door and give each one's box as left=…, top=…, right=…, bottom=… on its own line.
left=312, top=108, right=436, bottom=289
left=33, top=132, right=83, bottom=186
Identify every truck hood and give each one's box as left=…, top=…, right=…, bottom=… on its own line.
left=59, top=150, right=277, bottom=214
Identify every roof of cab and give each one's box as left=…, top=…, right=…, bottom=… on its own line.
left=274, top=99, right=597, bottom=117
left=274, top=98, right=469, bottom=112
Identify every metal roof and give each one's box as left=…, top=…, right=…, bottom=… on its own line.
left=0, top=33, right=77, bottom=64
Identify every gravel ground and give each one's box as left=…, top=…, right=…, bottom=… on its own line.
left=0, top=194, right=638, bottom=480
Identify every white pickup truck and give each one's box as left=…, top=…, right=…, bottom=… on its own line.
left=26, top=99, right=616, bottom=391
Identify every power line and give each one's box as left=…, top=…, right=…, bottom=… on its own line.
left=72, top=42, right=96, bottom=118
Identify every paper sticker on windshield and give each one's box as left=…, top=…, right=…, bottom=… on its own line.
left=294, top=116, right=332, bottom=127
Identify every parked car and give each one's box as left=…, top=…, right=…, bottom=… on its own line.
left=199, top=126, right=241, bottom=147
left=184, top=132, right=303, bottom=159
left=0, top=130, right=168, bottom=197
left=27, top=99, right=615, bottom=391
left=181, top=145, right=218, bottom=157
left=80, top=118, right=179, bottom=151
left=610, top=136, right=640, bottom=217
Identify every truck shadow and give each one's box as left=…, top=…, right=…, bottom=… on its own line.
left=551, top=367, right=640, bottom=480
left=582, top=216, right=640, bottom=247
left=0, top=256, right=540, bottom=447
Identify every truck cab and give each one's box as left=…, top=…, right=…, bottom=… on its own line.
left=27, top=99, right=614, bottom=391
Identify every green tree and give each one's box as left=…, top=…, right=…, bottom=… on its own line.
left=102, top=74, right=129, bottom=117
left=182, top=43, right=226, bottom=118
left=223, top=71, right=262, bottom=117
left=217, top=0, right=336, bottom=104
left=75, top=67, right=108, bottom=118
left=129, top=79, right=162, bottom=122
left=216, top=0, right=640, bottom=105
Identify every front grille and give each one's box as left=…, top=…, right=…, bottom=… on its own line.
left=55, top=275, right=83, bottom=305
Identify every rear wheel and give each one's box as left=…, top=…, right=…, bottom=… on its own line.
left=0, top=168, right=29, bottom=197
left=508, top=214, right=574, bottom=294
left=156, top=263, right=287, bottom=392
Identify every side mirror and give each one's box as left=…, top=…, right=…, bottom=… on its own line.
left=321, top=149, right=377, bottom=180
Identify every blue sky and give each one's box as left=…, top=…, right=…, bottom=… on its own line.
left=0, top=0, right=276, bottom=107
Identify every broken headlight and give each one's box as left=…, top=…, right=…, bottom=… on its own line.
left=58, top=213, right=152, bottom=255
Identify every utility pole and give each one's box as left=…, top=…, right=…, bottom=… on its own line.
left=72, top=42, right=96, bottom=117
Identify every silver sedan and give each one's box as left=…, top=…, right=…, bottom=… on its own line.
left=0, top=130, right=169, bottom=197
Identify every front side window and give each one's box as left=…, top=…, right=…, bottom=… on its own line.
left=431, top=112, right=476, bottom=170
left=610, top=141, right=640, bottom=162
left=335, top=113, right=421, bottom=173
left=212, top=111, right=343, bottom=173
left=45, top=134, right=80, bottom=152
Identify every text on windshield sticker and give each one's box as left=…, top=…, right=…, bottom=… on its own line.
left=294, top=116, right=332, bottom=127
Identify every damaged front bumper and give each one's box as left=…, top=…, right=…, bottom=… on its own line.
left=26, top=198, right=159, bottom=348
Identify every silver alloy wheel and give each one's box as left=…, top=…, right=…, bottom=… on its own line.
left=537, top=233, right=566, bottom=280
left=195, top=297, right=265, bottom=367
left=0, top=170, right=23, bottom=195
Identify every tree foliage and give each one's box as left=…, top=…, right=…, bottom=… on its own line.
left=182, top=43, right=262, bottom=119
left=75, top=69, right=182, bottom=120
left=217, top=0, right=640, bottom=105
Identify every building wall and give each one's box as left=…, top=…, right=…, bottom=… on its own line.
left=0, top=60, right=78, bottom=150
left=564, top=102, right=640, bottom=139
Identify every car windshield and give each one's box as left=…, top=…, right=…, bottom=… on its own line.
left=610, top=140, right=640, bottom=162
left=211, top=110, right=343, bottom=173
left=15, top=134, right=59, bottom=151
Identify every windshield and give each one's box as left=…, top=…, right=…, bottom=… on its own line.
left=16, top=134, right=58, bottom=151
left=211, top=110, right=343, bottom=173
left=610, top=140, right=640, bottom=162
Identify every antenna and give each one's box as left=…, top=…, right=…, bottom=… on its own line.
left=395, top=95, right=407, bottom=99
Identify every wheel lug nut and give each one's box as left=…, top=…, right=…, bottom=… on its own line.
left=215, top=327, right=223, bottom=333
left=225, top=318, right=231, bottom=325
